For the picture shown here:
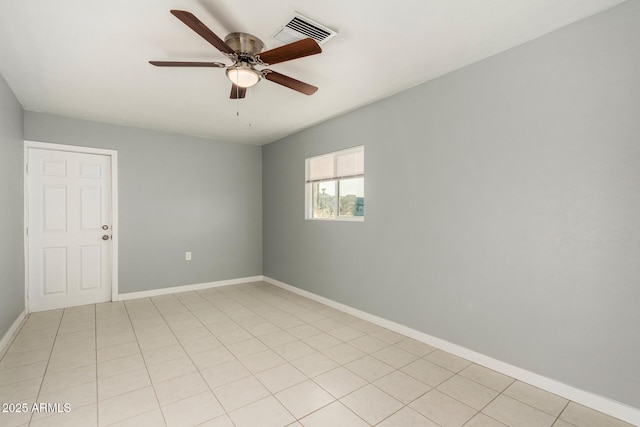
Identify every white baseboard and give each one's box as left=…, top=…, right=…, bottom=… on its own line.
left=0, top=310, right=27, bottom=358
left=263, top=276, right=640, bottom=426
left=116, top=276, right=264, bottom=301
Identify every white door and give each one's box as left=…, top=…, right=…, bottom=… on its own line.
left=27, top=148, right=113, bottom=311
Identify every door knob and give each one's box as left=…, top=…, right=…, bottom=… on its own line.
left=102, top=225, right=109, bottom=230
left=102, top=235, right=110, bottom=240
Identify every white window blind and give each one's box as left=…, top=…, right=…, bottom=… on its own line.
left=306, top=146, right=364, bottom=183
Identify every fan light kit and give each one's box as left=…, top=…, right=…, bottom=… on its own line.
left=226, top=64, right=261, bottom=88
left=149, top=10, right=323, bottom=98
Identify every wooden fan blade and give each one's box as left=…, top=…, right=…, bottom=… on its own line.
left=230, top=84, right=247, bottom=99
left=170, top=10, right=235, bottom=55
left=258, top=38, right=321, bottom=65
left=149, top=61, right=225, bottom=68
left=263, top=70, right=318, bottom=95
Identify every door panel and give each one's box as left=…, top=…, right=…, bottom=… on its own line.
left=28, top=148, right=112, bottom=311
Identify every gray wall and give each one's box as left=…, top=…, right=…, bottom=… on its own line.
left=25, top=112, right=262, bottom=294
left=263, top=0, right=640, bottom=409
left=0, top=74, right=25, bottom=338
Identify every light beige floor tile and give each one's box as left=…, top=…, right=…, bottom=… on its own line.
left=401, top=358, right=455, bottom=387
left=97, top=342, right=141, bottom=363
left=258, top=330, right=297, bottom=348
left=166, top=316, right=202, bottom=333
left=136, top=333, right=179, bottom=352
left=322, top=343, right=366, bottom=364
left=161, top=391, right=224, bottom=427
left=285, top=324, right=323, bottom=340
left=552, top=420, right=577, bottom=427
left=312, top=317, right=345, bottom=332
left=504, top=381, right=568, bottom=417
left=302, top=333, right=342, bottom=351
left=190, top=347, right=235, bottom=370
left=328, top=326, right=365, bottom=342
left=243, top=321, right=280, bottom=337
left=48, top=348, right=96, bottom=373
left=198, top=414, right=235, bottom=426
left=0, top=362, right=48, bottom=387
left=182, top=335, right=224, bottom=355
left=345, top=355, right=395, bottom=382
left=201, top=360, right=251, bottom=388
left=98, top=367, right=150, bottom=401
left=147, top=356, right=196, bottom=384
left=394, top=338, right=437, bottom=357
left=291, top=352, right=339, bottom=377
left=10, top=336, right=56, bottom=353
left=370, top=329, right=405, bottom=344
left=273, top=341, right=317, bottom=361
left=98, top=353, right=145, bottom=379
left=271, top=315, right=305, bottom=330
left=295, top=310, right=327, bottom=323
left=313, top=366, right=368, bottom=398
left=214, top=376, right=270, bottom=412
left=0, top=347, right=51, bottom=370
left=96, top=331, right=136, bottom=349
left=229, top=396, right=295, bottom=427
left=40, top=364, right=96, bottom=394
left=424, top=349, right=472, bottom=373
left=377, top=406, right=439, bottom=427
left=13, top=326, right=58, bottom=342
left=30, top=402, right=97, bottom=427
left=141, top=344, right=187, bottom=367
left=459, top=364, right=514, bottom=392
left=466, top=413, right=509, bottom=426
left=483, top=395, right=555, bottom=427
left=214, top=328, right=253, bottom=345
left=255, top=363, right=307, bottom=393
left=559, top=402, right=635, bottom=427
left=107, top=408, right=166, bottom=426
left=227, top=338, right=269, bottom=359
left=154, top=371, right=209, bottom=406
left=374, top=370, right=431, bottom=404
left=0, top=377, right=43, bottom=402
left=348, top=335, right=389, bottom=353
left=239, top=349, right=286, bottom=374
left=298, top=401, right=368, bottom=427
left=410, top=389, right=478, bottom=427
left=437, top=375, right=499, bottom=410
left=372, top=345, right=419, bottom=369
left=275, top=380, right=335, bottom=418
left=33, top=381, right=97, bottom=420
left=340, top=384, right=402, bottom=425
left=98, top=386, right=158, bottom=426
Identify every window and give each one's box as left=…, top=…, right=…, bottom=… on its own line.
left=305, top=146, right=364, bottom=221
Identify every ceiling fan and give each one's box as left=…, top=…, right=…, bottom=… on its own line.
left=149, top=10, right=322, bottom=99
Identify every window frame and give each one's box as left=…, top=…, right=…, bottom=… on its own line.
left=304, top=145, right=364, bottom=222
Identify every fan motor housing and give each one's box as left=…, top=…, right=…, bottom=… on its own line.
left=224, top=32, right=264, bottom=58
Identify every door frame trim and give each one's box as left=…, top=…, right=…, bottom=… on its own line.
left=24, top=140, right=119, bottom=313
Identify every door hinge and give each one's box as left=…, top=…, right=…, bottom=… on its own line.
left=26, top=227, right=29, bottom=236
left=26, top=163, right=29, bottom=174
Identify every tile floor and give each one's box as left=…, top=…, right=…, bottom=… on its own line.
left=0, top=281, right=634, bottom=427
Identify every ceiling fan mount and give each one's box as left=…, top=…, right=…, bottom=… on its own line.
left=224, top=32, right=265, bottom=60
left=149, top=10, right=322, bottom=99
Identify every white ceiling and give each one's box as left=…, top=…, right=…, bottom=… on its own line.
left=0, top=0, right=626, bottom=145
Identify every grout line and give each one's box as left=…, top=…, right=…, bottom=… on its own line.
left=146, top=293, right=235, bottom=424
left=94, top=304, right=99, bottom=427
left=121, top=299, right=169, bottom=427
left=26, top=309, right=65, bottom=426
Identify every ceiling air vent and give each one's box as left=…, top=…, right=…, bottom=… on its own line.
left=273, top=13, right=337, bottom=46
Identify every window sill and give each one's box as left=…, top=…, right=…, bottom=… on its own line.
left=305, top=216, right=364, bottom=222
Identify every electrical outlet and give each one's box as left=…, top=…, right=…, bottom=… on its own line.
left=185, top=252, right=192, bottom=261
